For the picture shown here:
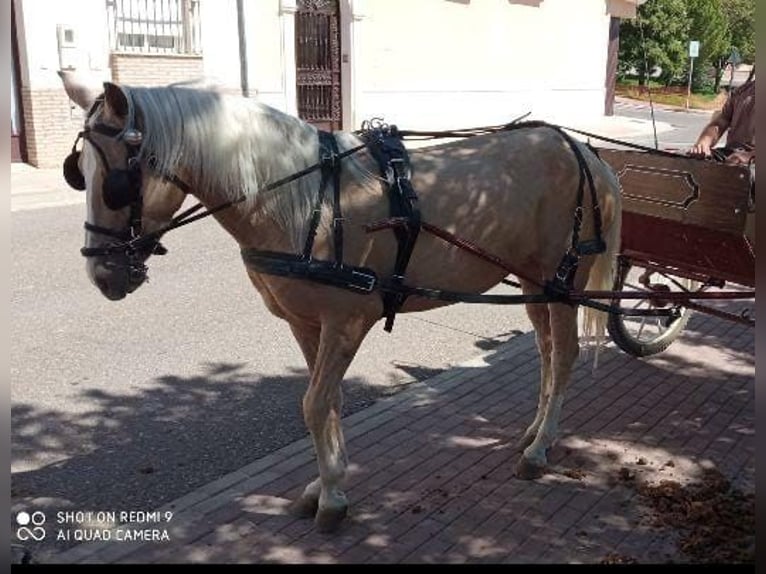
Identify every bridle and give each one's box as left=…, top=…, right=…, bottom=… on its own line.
left=63, top=95, right=370, bottom=269
left=63, top=96, right=181, bottom=279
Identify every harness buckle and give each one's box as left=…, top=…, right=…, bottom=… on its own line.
left=321, top=149, right=339, bottom=168
left=349, top=270, right=377, bottom=293
left=554, top=249, right=580, bottom=283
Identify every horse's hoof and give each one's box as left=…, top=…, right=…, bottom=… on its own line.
left=289, top=495, right=319, bottom=519
left=315, top=505, right=348, bottom=534
left=515, top=456, right=546, bottom=480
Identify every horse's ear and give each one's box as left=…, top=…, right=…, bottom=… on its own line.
left=103, top=82, right=130, bottom=118
left=58, top=70, right=100, bottom=111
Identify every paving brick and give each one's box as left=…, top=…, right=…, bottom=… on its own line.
left=49, top=316, right=753, bottom=565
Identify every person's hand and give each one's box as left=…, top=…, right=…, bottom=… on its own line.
left=689, top=141, right=712, bottom=158
left=724, top=149, right=754, bottom=166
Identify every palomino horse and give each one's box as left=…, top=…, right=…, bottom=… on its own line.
left=59, top=72, right=621, bottom=533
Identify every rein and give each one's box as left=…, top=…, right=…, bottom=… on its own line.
left=120, top=119, right=692, bottom=256
left=80, top=115, right=721, bottom=323
left=117, top=140, right=369, bottom=256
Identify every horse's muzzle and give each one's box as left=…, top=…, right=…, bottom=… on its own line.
left=89, top=255, right=147, bottom=300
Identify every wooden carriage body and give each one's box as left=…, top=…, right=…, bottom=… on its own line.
left=598, top=149, right=755, bottom=288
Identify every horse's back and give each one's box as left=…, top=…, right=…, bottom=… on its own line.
left=328, top=126, right=617, bottom=309
left=404, top=126, right=618, bottom=268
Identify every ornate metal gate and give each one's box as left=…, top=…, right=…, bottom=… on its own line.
left=295, top=0, right=342, bottom=131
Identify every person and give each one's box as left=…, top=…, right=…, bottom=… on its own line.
left=689, top=67, right=754, bottom=166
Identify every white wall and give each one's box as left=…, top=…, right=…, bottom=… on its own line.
left=16, top=0, right=111, bottom=88
left=199, top=0, right=241, bottom=91
left=247, top=0, right=293, bottom=112
left=15, top=0, right=625, bottom=126
left=351, top=0, right=614, bottom=130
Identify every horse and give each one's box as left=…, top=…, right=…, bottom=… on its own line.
left=59, top=71, right=622, bottom=533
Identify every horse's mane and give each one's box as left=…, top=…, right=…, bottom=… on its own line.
left=126, top=84, right=325, bottom=250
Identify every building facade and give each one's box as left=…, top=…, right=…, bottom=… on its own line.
left=11, top=0, right=643, bottom=167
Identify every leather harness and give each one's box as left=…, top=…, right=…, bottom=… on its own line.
left=65, top=110, right=745, bottom=325
left=241, top=121, right=607, bottom=332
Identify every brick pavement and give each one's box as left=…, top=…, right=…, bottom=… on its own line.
left=51, top=309, right=754, bottom=564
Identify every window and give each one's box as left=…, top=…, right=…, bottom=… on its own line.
left=107, top=0, right=202, bottom=55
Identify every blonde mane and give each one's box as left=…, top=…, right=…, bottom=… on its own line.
left=127, top=84, right=326, bottom=250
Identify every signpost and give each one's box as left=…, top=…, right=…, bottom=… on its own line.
left=727, top=48, right=742, bottom=88
left=686, top=40, right=700, bottom=109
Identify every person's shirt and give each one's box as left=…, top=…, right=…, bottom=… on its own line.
left=720, top=79, right=755, bottom=150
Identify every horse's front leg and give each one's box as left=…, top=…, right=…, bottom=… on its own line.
left=287, top=322, right=323, bottom=519
left=296, top=314, right=374, bottom=532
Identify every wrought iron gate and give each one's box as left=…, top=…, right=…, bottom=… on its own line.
left=295, top=0, right=342, bottom=131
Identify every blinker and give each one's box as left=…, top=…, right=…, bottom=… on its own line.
left=103, top=169, right=142, bottom=210
left=63, top=151, right=86, bottom=191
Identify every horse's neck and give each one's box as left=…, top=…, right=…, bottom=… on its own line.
left=188, top=104, right=322, bottom=251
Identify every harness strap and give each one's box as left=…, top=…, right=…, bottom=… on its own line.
left=241, top=251, right=377, bottom=293
left=543, top=126, right=607, bottom=298
left=363, top=124, right=422, bottom=332
left=239, top=250, right=687, bottom=319
left=302, top=131, right=339, bottom=259
left=328, top=135, right=344, bottom=266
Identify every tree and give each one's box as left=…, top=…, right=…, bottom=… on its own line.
left=721, top=0, right=755, bottom=63
left=619, top=0, right=690, bottom=86
left=687, top=0, right=730, bottom=92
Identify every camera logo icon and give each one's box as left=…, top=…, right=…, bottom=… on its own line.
left=16, top=511, right=46, bottom=541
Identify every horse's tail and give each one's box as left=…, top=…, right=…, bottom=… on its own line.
left=581, top=171, right=622, bottom=366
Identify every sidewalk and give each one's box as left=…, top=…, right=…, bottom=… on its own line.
left=10, top=163, right=85, bottom=212
left=50, top=309, right=754, bottom=564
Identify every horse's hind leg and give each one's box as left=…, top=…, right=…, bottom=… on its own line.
left=517, top=288, right=553, bottom=451
left=299, top=314, right=374, bottom=532
left=516, top=302, right=579, bottom=479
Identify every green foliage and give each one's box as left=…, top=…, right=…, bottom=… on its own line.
left=721, top=0, right=755, bottom=63
left=619, top=0, right=690, bottom=85
left=687, top=0, right=730, bottom=91
left=619, top=0, right=755, bottom=93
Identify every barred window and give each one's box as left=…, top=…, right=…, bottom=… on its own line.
left=107, top=0, right=202, bottom=55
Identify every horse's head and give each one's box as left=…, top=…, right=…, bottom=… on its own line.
left=59, top=71, right=187, bottom=300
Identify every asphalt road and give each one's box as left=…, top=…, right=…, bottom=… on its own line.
left=11, top=106, right=708, bottom=558
left=612, top=98, right=713, bottom=150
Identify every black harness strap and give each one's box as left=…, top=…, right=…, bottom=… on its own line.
left=328, top=135, right=344, bottom=266
left=362, top=123, right=421, bottom=332
left=302, top=131, right=338, bottom=259
left=242, top=130, right=380, bottom=293
left=538, top=126, right=607, bottom=300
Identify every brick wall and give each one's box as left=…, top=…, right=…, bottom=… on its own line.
left=22, top=87, right=84, bottom=168
left=22, top=54, right=205, bottom=167
left=111, top=53, right=204, bottom=86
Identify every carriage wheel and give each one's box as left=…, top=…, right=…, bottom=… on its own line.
left=607, top=259, right=692, bottom=357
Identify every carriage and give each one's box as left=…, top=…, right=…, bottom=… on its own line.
left=596, top=147, right=754, bottom=357
left=58, top=72, right=755, bottom=533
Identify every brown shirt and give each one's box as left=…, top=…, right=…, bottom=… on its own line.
left=720, top=80, right=755, bottom=149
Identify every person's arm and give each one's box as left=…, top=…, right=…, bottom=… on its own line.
left=689, top=94, right=735, bottom=157
left=689, top=111, right=730, bottom=157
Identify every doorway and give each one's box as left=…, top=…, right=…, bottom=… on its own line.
left=294, top=0, right=343, bottom=131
